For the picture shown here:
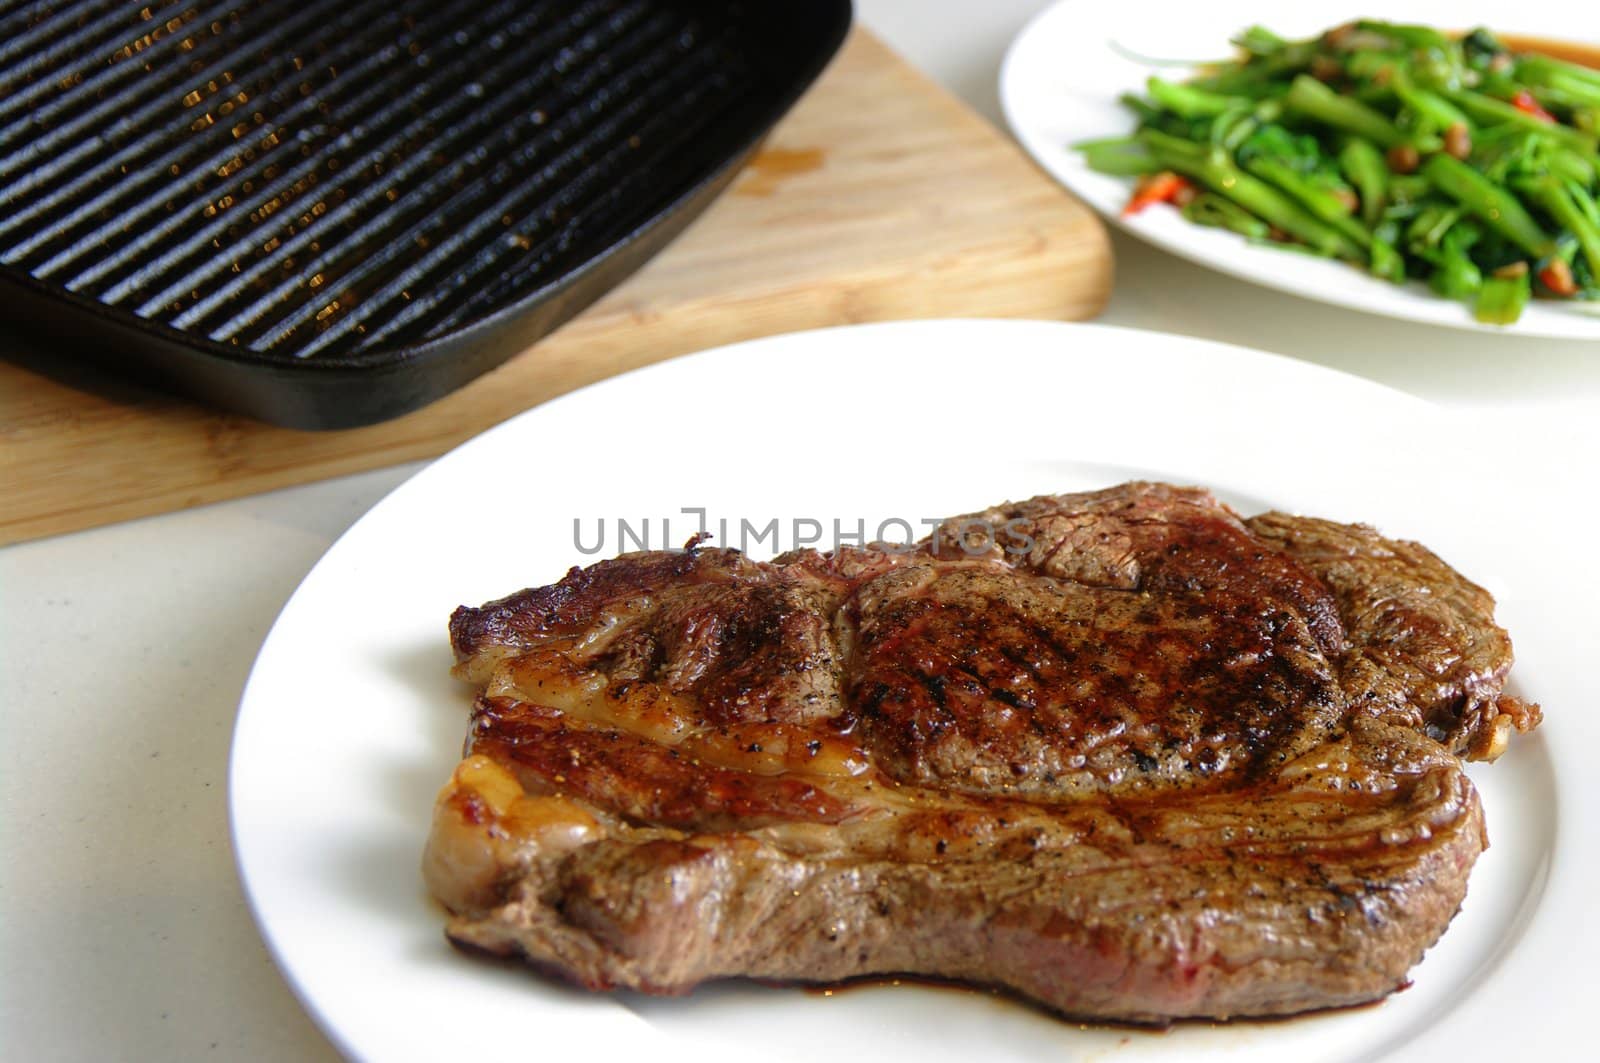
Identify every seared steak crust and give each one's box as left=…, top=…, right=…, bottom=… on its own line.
left=426, top=483, right=1538, bottom=1023
left=1245, top=511, right=1540, bottom=760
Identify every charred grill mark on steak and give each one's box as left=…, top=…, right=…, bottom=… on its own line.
left=424, top=482, right=1538, bottom=1024
left=848, top=566, right=1344, bottom=797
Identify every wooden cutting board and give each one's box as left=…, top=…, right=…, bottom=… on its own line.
left=0, top=29, right=1111, bottom=546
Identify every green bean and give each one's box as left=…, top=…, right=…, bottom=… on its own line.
left=1369, top=237, right=1406, bottom=283
left=1390, top=67, right=1472, bottom=132
left=1575, top=181, right=1600, bottom=227
left=1345, top=51, right=1404, bottom=82
left=1074, top=135, right=1163, bottom=176
left=1520, top=53, right=1600, bottom=89
left=1548, top=148, right=1598, bottom=187
left=1338, top=138, right=1389, bottom=225
left=1212, top=108, right=1260, bottom=152
left=1517, top=55, right=1600, bottom=110
left=1387, top=174, right=1433, bottom=205
left=1448, top=89, right=1600, bottom=155
left=1516, top=175, right=1600, bottom=278
left=1406, top=204, right=1464, bottom=252
left=1475, top=271, right=1530, bottom=324
left=1427, top=224, right=1484, bottom=300
left=1182, top=192, right=1272, bottom=239
left=1118, top=92, right=1164, bottom=124
left=1526, top=84, right=1598, bottom=118
left=1082, top=146, right=1162, bottom=176
left=1242, top=155, right=1372, bottom=248
left=1421, top=154, right=1556, bottom=259
left=1146, top=77, right=1252, bottom=119
left=1285, top=75, right=1406, bottom=148
left=1139, top=130, right=1362, bottom=258
left=1430, top=253, right=1482, bottom=299
left=1253, top=98, right=1286, bottom=123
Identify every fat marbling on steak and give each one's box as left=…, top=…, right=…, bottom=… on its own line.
left=424, top=482, right=1540, bottom=1024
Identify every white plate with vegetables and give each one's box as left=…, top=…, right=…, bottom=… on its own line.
left=1001, top=0, right=1600, bottom=338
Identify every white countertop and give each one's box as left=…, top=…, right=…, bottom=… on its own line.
left=3, top=2, right=1596, bottom=1059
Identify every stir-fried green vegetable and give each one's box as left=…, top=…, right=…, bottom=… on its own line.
left=1077, top=21, right=1600, bottom=324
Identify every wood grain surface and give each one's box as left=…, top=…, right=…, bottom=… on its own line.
left=0, top=29, right=1111, bottom=545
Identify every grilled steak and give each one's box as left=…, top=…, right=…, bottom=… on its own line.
left=425, top=482, right=1540, bottom=1023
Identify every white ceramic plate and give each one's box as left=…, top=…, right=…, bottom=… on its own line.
left=1000, top=0, right=1600, bottom=340
left=232, top=320, right=1583, bottom=1062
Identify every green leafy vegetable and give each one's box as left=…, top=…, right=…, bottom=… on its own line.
left=1077, top=19, right=1600, bottom=323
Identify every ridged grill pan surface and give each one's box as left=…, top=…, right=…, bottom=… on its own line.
left=0, top=0, right=852, bottom=426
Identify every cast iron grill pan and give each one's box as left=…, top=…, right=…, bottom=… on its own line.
left=0, top=0, right=851, bottom=427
